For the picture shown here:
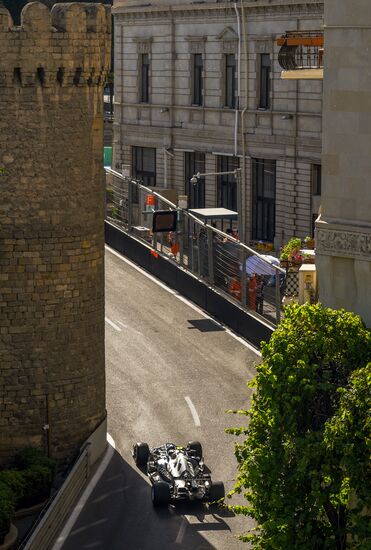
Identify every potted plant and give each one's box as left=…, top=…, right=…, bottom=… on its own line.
left=303, top=235, right=315, bottom=249
left=279, top=237, right=302, bottom=266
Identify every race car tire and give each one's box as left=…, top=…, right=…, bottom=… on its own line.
left=151, top=481, right=171, bottom=506
left=188, top=441, right=203, bottom=459
left=208, top=481, right=225, bottom=502
left=134, top=442, right=150, bottom=466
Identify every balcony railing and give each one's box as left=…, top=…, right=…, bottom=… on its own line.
left=277, top=31, right=324, bottom=77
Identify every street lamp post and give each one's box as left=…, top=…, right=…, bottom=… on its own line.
left=190, top=168, right=243, bottom=240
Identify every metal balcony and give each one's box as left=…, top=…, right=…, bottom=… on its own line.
left=277, top=31, right=324, bottom=79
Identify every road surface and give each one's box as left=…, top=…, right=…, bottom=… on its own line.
left=60, top=246, right=259, bottom=549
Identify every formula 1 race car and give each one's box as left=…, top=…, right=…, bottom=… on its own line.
left=132, top=441, right=225, bottom=506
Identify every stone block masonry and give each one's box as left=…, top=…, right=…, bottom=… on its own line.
left=0, top=2, right=111, bottom=465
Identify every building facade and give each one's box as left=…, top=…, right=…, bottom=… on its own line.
left=316, top=0, right=371, bottom=327
left=112, top=0, right=323, bottom=248
left=0, top=2, right=110, bottom=464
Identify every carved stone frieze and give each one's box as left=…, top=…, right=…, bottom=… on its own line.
left=316, top=228, right=371, bottom=260
left=116, top=2, right=323, bottom=22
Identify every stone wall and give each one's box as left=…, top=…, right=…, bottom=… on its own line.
left=316, top=0, right=371, bottom=327
left=112, top=0, right=323, bottom=247
left=0, top=2, right=111, bottom=464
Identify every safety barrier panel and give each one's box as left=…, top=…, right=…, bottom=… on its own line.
left=105, top=168, right=286, bottom=327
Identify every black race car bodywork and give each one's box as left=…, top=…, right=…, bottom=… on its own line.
left=132, top=441, right=225, bottom=506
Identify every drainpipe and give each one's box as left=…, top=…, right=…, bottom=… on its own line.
left=163, top=7, right=175, bottom=190
left=240, top=0, right=248, bottom=243
left=293, top=18, right=300, bottom=236
left=164, top=148, right=168, bottom=188
left=233, top=2, right=241, bottom=157
left=164, top=148, right=175, bottom=188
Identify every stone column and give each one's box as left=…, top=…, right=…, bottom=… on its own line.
left=316, top=0, right=371, bottom=327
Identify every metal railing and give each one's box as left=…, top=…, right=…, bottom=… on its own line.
left=105, top=169, right=286, bottom=326
left=277, top=30, right=324, bottom=71
left=19, top=446, right=90, bottom=550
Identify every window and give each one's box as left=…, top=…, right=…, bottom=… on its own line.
left=312, top=164, right=322, bottom=195
left=185, top=152, right=205, bottom=209
left=252, top=159, right=276, bottom=241
left=225, top=54, right=236, bottom=108
left=217, top=156, right=239, bottom=211
left=132, top=146, right=156, bottom=187
left=259, top=53, right=271, bottom=109
left=192, top=54, right=203, bottom=106
left=140, top=53, right=150, bottom=103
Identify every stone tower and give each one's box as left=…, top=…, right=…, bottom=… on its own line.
left=0, top=2, right=111, bottom=464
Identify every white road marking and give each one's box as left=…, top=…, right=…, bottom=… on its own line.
left=52, top=433, right=116, bottom=550
left=91, top=487, right=125, bottom=504
left=70, top=518, right=108, bottom=536
left=105, top=317, right=122, bottom=332
left=106, top=245, right=174, bottom=293
left=105, top=245, right=261, bottom=357
left=175, top=518, right=187, bottom=545
left=116, top=320, right=143, bottom=336
left=185, top=396, right=201, bottom=426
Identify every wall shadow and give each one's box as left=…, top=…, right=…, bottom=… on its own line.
left=61, top=447, right=237, bottom=550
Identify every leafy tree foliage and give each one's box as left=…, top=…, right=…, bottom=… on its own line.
left=227, top=304, right=371, bottom=549
left=324, top=366, right=371, bottom=548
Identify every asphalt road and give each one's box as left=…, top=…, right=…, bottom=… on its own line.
left=60, top=246, right=259, bottom=550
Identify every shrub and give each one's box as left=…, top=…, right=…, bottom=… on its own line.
left=0, top=482, right=16, bottom=543
left=0, top=470, right=26, bottom=507
left=19, top=465, right=53, bottom=508
left=14, top=447, right=56, bottom=474
left=13, top=447, right=56, bottom=508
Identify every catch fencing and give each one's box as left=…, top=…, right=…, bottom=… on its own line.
left=105, top=169, right=286, bottom=326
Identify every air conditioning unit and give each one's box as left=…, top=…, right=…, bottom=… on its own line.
left=122, top=164, right=131, bottom=178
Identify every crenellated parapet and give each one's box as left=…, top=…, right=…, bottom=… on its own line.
left=0, top=2, right=111, bottom=88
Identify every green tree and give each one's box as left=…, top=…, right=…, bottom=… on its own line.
left=324, top=366, right=371, bottom=548
left=227, top=303, right=371, bottom=549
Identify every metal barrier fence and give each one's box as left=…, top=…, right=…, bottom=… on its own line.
left=19, top=446, right=89, bottom=550
left=106, top=169, right=286, bottom=326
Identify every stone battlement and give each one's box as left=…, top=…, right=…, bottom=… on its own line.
left=0, top=2, right=111, bottom=87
